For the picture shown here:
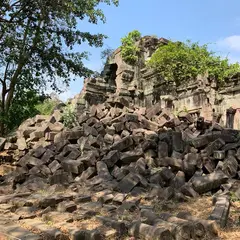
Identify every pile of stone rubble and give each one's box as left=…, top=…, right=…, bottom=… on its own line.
left=0, top=97, right=239, bottom=239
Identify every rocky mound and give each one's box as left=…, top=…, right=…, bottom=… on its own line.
left=0, top=97, right=239, bottom=239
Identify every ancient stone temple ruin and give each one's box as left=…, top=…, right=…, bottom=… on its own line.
left=74, top=36, right=240, bottom=129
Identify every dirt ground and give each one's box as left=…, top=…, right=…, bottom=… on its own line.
left=159, top=196, right=240, bottom=240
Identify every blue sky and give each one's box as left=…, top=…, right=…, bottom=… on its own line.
left=59, top=0, right=240, bottom=101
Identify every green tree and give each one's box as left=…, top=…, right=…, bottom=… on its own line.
left=147, top=40, right=240, bottom=86
left=0, top=0, right=119, bottom=135
left=120, top=30, right=141, bottom=65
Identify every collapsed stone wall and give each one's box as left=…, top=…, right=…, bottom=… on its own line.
left=75, top=36, right=240, bottom=130
left=0, top=97, right=239, bottom=238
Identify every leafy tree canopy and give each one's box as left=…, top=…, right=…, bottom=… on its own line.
left=0, top=0, right=119, bottom=135
left=147, top=40, right=240, bottom=86
left=120, top=30, right=141, bottom=65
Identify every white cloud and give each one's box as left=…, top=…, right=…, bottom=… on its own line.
left=217, top=35, right=240, bottom=52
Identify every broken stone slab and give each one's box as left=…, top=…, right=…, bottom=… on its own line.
left=29, top=125, right=50, bottom=141
left=48, top=160, right=61, bottom=174
left=192, top=171, right=228, bottom=194
left=49, top=171, right=72, bottom=185
left=32, top=146, right=46, bottom=158
left=18, top=155, right=43, bottom=167
left=111, top=165, right=126, bottom=181
left=158, top=141, right=169, bottom=159
left=180, top=183, right=199, bottom=198
left=78, top=136, right=92, bottom=152
left=141, top=209, right=201, bottom=240
left=158, top=212, right=195, bottom=240
left=106, top=125, right=116, bottom=135
left=83, top=124, right=98, bottom=137
left=110, top=136, right=133, bottom=151
left=4, top=142, right=17, bottom=150
left=121, top=129, right=130, bottom=138
left=102, top=150, right=120, bottom=168
left=208, top=196, right=230, bottom=228
left=222, top=156, right=238, bottom=178
left=141, top=117, right=160, bottom=131
left=57, top=201, right=77, bottom=213
left=62, top=160, right=84, bottom=175
left=221, top=128, right=240, bottom=143
left=135, top=158, right=147, bottom=175
left=124, top=113, right=139, bottom=122
left=100, top=117, right=113, bottom=126
left=93, top=122, right=106, bottom=135
left=78, top=167, right=96, bottom=181
left=146, top=103, right=162, bottom=120
left=67, top=148, right=81, bottom=160
left=14, top=206, right=36, bottom=219
left=222, top=140, right=240, bottom=151
left=69, top=228, right=102, bottom=240
left=120, top=148, right=144, bottom=164
left=20, top=218, right=64, bottom=239
left=48, top=122, right=64, bottom=132
left=0, top=137, right=6, bottom=151
left=129, top=221, right=172, bottom=240
left=53, top=140, right=69, bottom=153
left=112, top=122, right=125, bottom=132
left=66, top=128, right=84, bottom=141
left=97, top=216, right=126, bottom=235
left=96, top=161, right=112, bottom=180
left=86, top=117, right=99, bottom=126
left=38, top=197, right=57, bottom=209
left=159, top=157, right=183, bottom=171
left=125, top=121, right=140, bottom=132
left=172, top=132, right=184, bottom=153
left=0, top=193, right=32, bottom=204
left=171, top=171, right=186, bottom=189
left=159, top=167, right=175, bottom=183
left=143, top=130, right=158, bottom=142
left=104, top=133, right=114, bottom=145
left=204, top=138, right=225, bottom=156
left=0, top=222, right=41, bottom=240
left=17, top=137, right=27, bottom=150
left=98, top=193, right=114, bottom=204
left=41, top=149, right=55, bottom=164
left=116, top=173, right=140, bottom=193
left=74, top=195, right=92, bottom=204
left=113, top=193, right=126, bottom=204
left=177, top=211, right=218, bottom=238
left=188, top=136, right=209, bottom=148
left=17, top=127, right=36, bottom=138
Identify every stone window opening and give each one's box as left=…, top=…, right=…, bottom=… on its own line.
left=101, top=63, right=118, bottom=86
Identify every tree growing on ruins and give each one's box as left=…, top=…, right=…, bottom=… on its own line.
left=147, top=40, right=240, bottom=86
left=0, top=0, right=119, bottom=135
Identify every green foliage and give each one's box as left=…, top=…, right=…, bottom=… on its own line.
left=35, top=99, right=59, bottom=115
left=120, top=30, right=141, bottom=65
left=101, top=47, right=114, bottom=62
left=61, top=104, right=77, bottom=128
left=3, top=90, right=40, bottom=133
left=147, top=40, right=240, bottom=85
left=230, top=191, right=239, bottom=202
left=0, top=0, right=119, bottom=135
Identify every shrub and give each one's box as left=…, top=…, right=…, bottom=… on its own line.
left=147, top=40, right=240, bottom=85
left=61, top=104, right=77, bottom=128
left=120, top=30, right=141, bottom=65
left=35, top=99, right=59, bottom=115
